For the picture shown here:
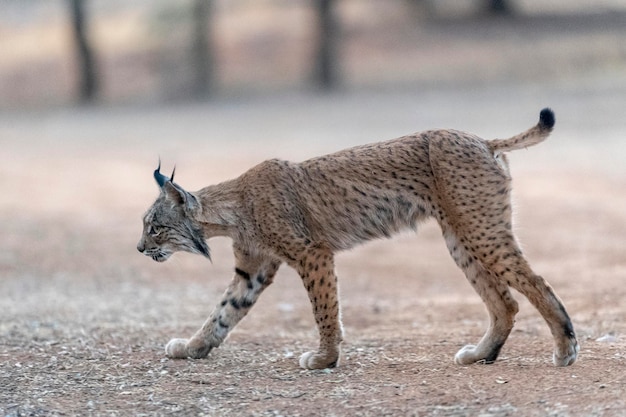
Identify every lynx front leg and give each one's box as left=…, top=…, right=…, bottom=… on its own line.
left=166, top=252, right=280, bottom=359
left=296, top=248, right=344, bottom=370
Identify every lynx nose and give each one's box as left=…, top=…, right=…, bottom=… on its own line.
left=137, top=241, right=145, bottom=253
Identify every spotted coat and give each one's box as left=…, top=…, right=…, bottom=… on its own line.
left=137, top=108, right=578, bottom=369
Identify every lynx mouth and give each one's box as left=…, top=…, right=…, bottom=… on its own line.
left=151, top=254, right=168, bottom=262
left=145, top=250, right=171, bottom=262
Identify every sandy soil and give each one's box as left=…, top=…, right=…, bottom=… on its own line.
left=1, top=84, right=625, bottom=416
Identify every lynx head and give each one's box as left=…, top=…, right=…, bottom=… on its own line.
left=137, top=162, right=210, bottom=262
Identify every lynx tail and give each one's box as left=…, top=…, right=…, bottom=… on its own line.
left=489, top=108, right=555, bottom=154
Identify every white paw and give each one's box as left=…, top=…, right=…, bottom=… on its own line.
left=553, top=340, right=579, bottom=367
left=454, top=345, right=479, bottom=365
left=165, top=338, right=189, bottom=359
left=299, top=351, right=316, bottom=369
left=299, top=350, right=339, bottom=370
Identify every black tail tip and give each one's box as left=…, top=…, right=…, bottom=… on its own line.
left=539, top=108, right=555, bottom=129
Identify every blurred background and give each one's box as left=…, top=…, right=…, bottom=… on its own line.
left=2, top=0, right=626, bottom=106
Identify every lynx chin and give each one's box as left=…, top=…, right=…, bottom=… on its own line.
left=137, top=108, right=578, bottom=369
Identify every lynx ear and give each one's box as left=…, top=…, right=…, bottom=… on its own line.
left=163, top=181, right=200, bottom=214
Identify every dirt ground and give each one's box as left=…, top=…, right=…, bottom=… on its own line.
left=2, top=81, right=626, bottom=416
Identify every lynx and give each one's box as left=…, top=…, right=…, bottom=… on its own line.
left=137, top=108, right=578, bottom=369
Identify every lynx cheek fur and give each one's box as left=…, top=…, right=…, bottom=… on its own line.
left=137, top=108, right=578, bottom=369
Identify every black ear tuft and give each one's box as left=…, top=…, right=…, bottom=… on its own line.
left=154, top=159, right=171, bottom=188
left=154, top=159, right=175, bottom=188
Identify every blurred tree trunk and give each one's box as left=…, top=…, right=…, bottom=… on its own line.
left=313, top=0, right=339, bottom=90
left=191, top=0, right=215, bottom=98
left=69, top=0, right=98, bottom=103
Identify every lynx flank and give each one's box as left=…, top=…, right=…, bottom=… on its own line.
left=137, top=108, right=578, bottom=369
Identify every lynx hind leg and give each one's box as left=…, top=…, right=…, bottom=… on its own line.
left=444, top=230, right=519, bottom=365
left=493, top=256, right=579, bottom=366
left=447, top=226, right=578, bottom=366
left=430, top=135, right=577, bottom=366
left=296, top=248, right=344, bottom=370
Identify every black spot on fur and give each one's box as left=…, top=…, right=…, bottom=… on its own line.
left=352, top=185, right=367, bottom=197
left=235, top=268, right=251, bottom=280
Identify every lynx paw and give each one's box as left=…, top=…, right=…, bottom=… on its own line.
left=165, top=337, right=213, bottom=359
left=454, top=345, right=481, bottom=365
left=165, top=338, right=189, bottom=359
left=299, top=351, right=339, bottom=370
left=553, top=339, right=579, bottom=367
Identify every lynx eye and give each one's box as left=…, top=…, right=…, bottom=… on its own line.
left=148, top=225, right=161, bottom=236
